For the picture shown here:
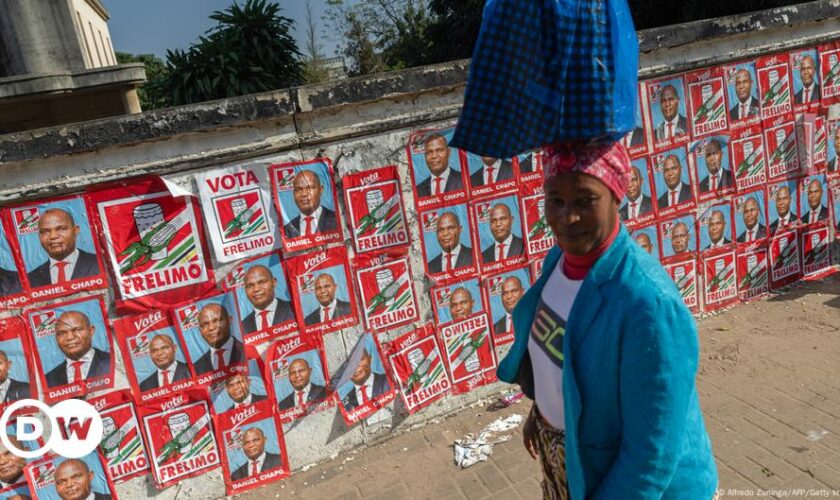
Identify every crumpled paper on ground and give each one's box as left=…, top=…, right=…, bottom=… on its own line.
left=453, top=414, right=523, bottom=468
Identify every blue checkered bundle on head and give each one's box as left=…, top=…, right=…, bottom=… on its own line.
left=450, top=0, right=640, bottom=159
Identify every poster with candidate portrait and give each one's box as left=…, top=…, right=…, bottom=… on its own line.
left=519, top=181, right=555, bottom=258
left=729, top=125, right=767, bottom=191
left=172, top=292, right=246, bottom=385
left=194, top=160, right=281, bottom=263
left=651, top=146, right=696, bottom=218
left=817, top=41, right=840, bottom=105
left=88, top=175, right=216, bottom=314
left=800, top=224, right=832, bottom=278
left=689, top=136, right=735, bottom=203
left=343, top=166, right=411, bottom=254
left=6, top=195, right=107, bottom=304
left=0, top=417, right=44, bottom=491
left=697, top=200, right=735, bottom=254
left=0, top=317, right=35, bottom=413
left=223, top=252, right=297, bottom=345
left=645, top=75, right=691, bottom=152
left=418, top=203, right=478, bottom=283
left=269, top=158, right=342, bottom=253
left=139, top=388, right=220, bottom=489
left=619, top=157, right=656, bottom=227
left=769, top=229, right=802, bottom=289
left=265, top=333, right=331, bottom=423
left=663, top=257, right=699, bottom=313
left=112, top=310, right=196, bottom=403
left=331, top=332, right=395, bottom=426
left=471, top=193, right=527, bottom=275
left=789, top=47, right=822, bottom=113
left=464, top=152, right=518, bottom=199
left=0, top=214, right=26, bottom=310
left=437, top=308, right=496, bottom=395
left=831, top=179, right=840, bottom=238
left=209, top=355, right=270, bottom=415
left=430, top=278, right=486, bottom=330
left=733, top=189, right=769, bottom=247
left=799, top=173, right=830, bottom=226
left=685, top=66, right=729, bottom=139
left=767, top=178, right=801, bottom=236
left=215, top=399, right=289, bottom=495
left=481, top=267, right=531, bottom=347
left=622, top=82, right=651, bottom=158
left=701, top=251, right=738, bottom=313
left=87, top=389, right=150, bottom=483
left=516, top=150, right=543, bottom=184
left=723, top=61, right=761, bottom=129
left=756, top=54, right=793, bottom=122
left=25, top=296, right=114, bottom=403
left=658, top=214, right=697, bottom=263
left=764, top=115, right=800, bottom=180
left=406, top=127, right=469, bottom=210
left=826, top=119, right=840, bottom=177
left=24, top=452, right=116, bottom=500
left=386, top=325, right=451, bottom=415
left=353, top=249, right=418, bottom=332
left=284, top=247, right=358, bottom=336
left=736, top=246, right=770, bottom=302
left=630, top=224, right=660, bottom=262
left=0, top=482, right=30, bottom=500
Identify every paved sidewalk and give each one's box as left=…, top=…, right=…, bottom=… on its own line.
left=241, top=273, right=840, bottom=499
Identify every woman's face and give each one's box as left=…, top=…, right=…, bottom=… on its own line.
left=544, top=172, right=619, bottom=256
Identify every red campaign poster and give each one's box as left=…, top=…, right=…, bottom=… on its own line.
left=663, top=257, right=699, bottom=313
left=519, top=181, right=555, bottom=258
left=0, top=212, right=28, bottom=310
left=736, top=246, right=770, bottom=302
left=619, top=157, right=657, bottom=228
left=385, top=325, right=451, bottom=414
left=353, top=249, right=419, bottom=332
left=88, top=389, right=151, bottom=483
left=171, top=292, right=247, bottom=386
left=685, top=66, right=729, bottom=139
left=516, top=150, right=544, bottom=184
left=696, top=200, right=735, bottom=254
left=764, top=114, right=801, bottom=180
left=284, top=246, right=358, bottom=336
left=733, top=189, right=769, bottom=247
left=343, top=165, right=411, bottom=254
left=463, top=151, right=519, bottom=199
left=658, top=214, right=697, bottom=263
left=817, top=41, right=840, bottom=105
left=795, top=113, right=817, bottom=174
left=644, top=75, right=691, bottom=153
left=25, top=452, right=118, bottom=500
left=25, top=296, right=115, bottom=403
left=689, top=137, right=735, bottom=204
left=194, top=162, right=281, bottom=263
left=332, top=332, right=396, bottom=425
left=530, top=255, right=546, bottom=282
left=789, top=47, right=823, bottom=114
left=405, top=127, right=469, bottom=210
left=768, top=229, right=802, bottom=289
left=766, top=178, right=802, bottom=236
left=622, top=82, right=651, bottom=158
left=722, top=61, right=762, bottom=130
left=269, top=158, right=343, bottom=253
left=88, top=175, right=216, bottom=314
left=813, top=115, right=828, bottom=170
left=756, top=54, right=794, bottom=122
left=215, top=399, right=289, bottom=495
left=470, top=193, right=527, bottom=275
left=799, top=173, right=830, bottom=226
left=5, top=194, right=108, bottom=304
left=0, top=482, right=31, bottom=500
left=650, top=146, right=696, bottom=219
left=481, top=266, right=532, bottom=346
left=0, top=316, right=36, bottom=413
left=629, top=223, right=660, bottom=262
left=828, top=119, right=840, bottom=178
left=831, top=179, right=840, bottom=238
left=437, top=311, right=497, bottom=394
left=112, top=310, right=196, bottom=404
left=729, top=125, right=767, bottom=191
left=800, top=224, right=832, bottom=278
left=700, top=250, right=738, bottom=313
left=418, top=203, right=479, bottom=283
left=222, top=252, right=298, bottom=346
left=139, top=388, right=220, bottom=489
left=265, top=333, right=331, bottom=423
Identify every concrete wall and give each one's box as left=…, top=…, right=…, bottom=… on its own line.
left=1, top=2, right=839, bottom=498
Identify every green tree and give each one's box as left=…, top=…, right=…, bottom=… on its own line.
left=149, top=0, right=303, bottom=107
left=115, top=52, right=168, bottom=110
left=302, top=0, right=331, bottom=84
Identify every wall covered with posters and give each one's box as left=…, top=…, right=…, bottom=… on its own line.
left=1, top=3, right=840, bottom=498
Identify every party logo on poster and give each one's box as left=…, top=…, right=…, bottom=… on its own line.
left=520, top=190, right=554, bottom=257
left=30, top=310, right=57, bottom=338
left=388, top=328, right=450, bottom=414
left=438, top=312, right=495, bottom=391
left=355, top=256, right=417, bottom=331
left=757, top=56, right=793, bottom=119
left=664, top=258, right=698, bottom=310
left=98, top=400, right=150, bottom=482
left=737, top=248, right=769, bottom=302
left=702, top=252, right=737, bottom=309
left=687, top=71, right=728, bottom=137
left=345, top=179, right=409, bottom=252
left=764, top=118, right=799, bottom=179
left=176, top=305, right=200, bottom=331
left=769, top=230, right=801, bottom=284
left=801, top=225, right=830, bottom=276
left=731, top=128, right=767, bottom=191
left=819, top=44, right=840, bottom=101
left=11, top=207, right=40, bottom=235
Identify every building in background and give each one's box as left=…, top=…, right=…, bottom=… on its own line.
left=0, top=0, right=146, bottom=133
left=319, top=57, right=347, bottom=82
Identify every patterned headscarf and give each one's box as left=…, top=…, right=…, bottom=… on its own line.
left=542, top=141, right=632, bottom=200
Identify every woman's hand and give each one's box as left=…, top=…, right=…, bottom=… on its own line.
left=523, top=404, right=539, bottom=460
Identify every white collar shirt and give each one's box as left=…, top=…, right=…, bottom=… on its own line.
left=66, top=348, right=95, bottom=383
left=50, top=248, right=79, bottom=284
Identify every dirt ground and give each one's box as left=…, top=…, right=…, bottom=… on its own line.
left=240, top=271, right=840, bottom=499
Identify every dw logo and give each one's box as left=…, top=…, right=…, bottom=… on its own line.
left=0, top=399, right=103, bottom=459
